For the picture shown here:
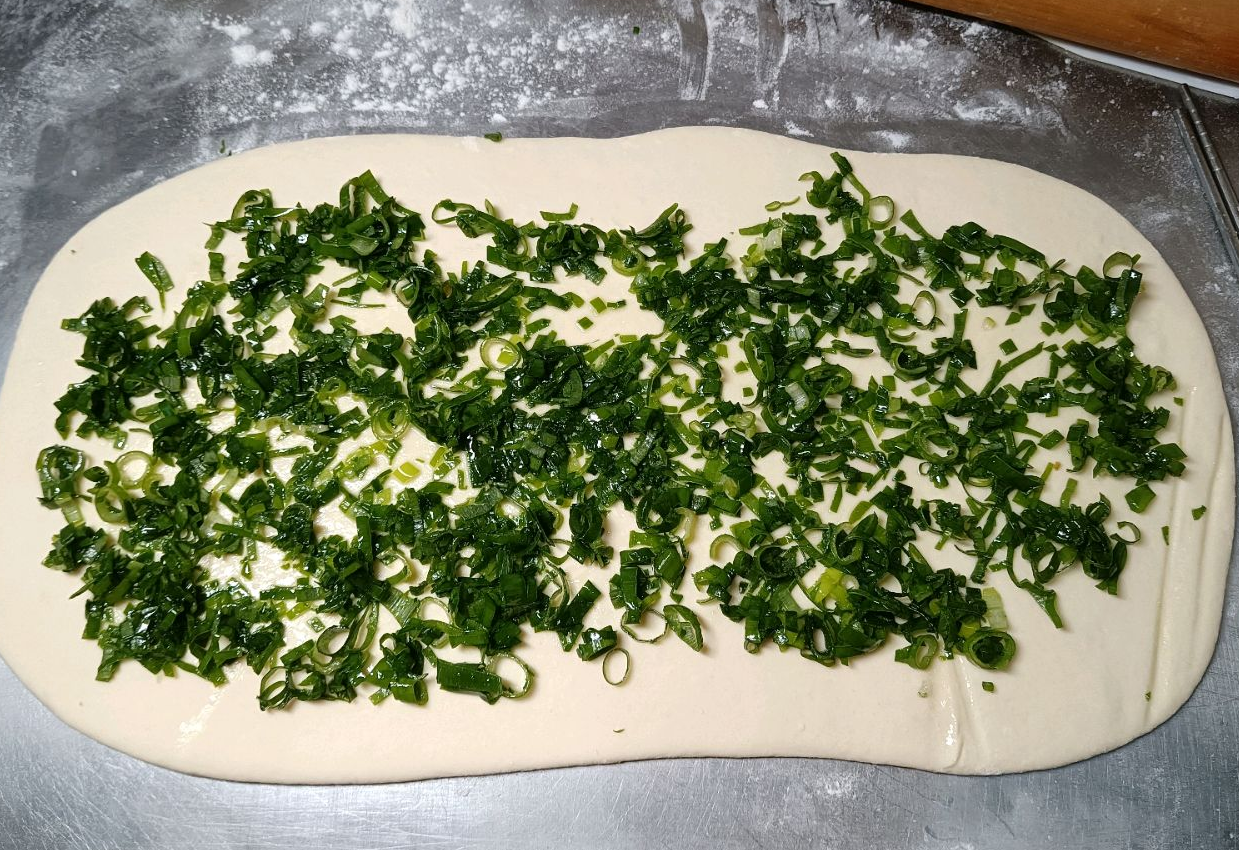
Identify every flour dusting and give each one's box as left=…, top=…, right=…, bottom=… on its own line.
left=0, top=0, right=1222, bottom=289
left=0, top=0, right=1112, bottom=168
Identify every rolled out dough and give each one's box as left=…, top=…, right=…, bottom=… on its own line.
left=0, top=128, right=1231, bottom=782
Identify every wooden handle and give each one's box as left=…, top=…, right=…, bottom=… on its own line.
left=915, top=0, right=1239, bottom=82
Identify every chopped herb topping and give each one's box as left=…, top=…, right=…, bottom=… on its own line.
left=36, top=155, right=1188, bottom=708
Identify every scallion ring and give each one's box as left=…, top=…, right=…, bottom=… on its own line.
left=114, top=451, right=154, bottom=489
left=963, top=628, right=1016, bottom=670
left=480, top=338, right=522, bottom=371
left=1103, top=251, right=1139, bottom=278
left=1113, top=521, right=1142, bottom=544
left=370, top=402, right=410, bottom=440
left=602, top=648, right=631, bottom=686
left=864, top=194, right=895, bottom=227
left=621, top=610, right=668, bottom=644
left=894, top=634, right=939, bottom=670
left=485, top=651, right=534, bottom=699
left=93, top=486, right=129, bottom=524
left=709, top=533, right=743, bottom=562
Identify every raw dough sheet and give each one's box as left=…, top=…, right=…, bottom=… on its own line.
left=0, top=128, right=1231, bottom=782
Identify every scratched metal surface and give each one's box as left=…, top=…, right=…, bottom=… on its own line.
left=1, top=2, right=1237, bottom=848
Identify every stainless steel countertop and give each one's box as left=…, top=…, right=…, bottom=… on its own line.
left=1, top=2, right=1236, bottom=848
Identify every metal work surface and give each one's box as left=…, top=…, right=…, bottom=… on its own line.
left=1, top=1, right=1237, bottom=848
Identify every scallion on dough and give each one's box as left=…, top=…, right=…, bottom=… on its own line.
left=35, top=154, right=1190, bottom=707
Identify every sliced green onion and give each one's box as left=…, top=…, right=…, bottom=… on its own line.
left=963, top=629, right=1016, bottom=670
left=864, top=195, right=895, bottom=227
left=602, top=648, right=631, bottom=686
left=480, top=337, right=522, bottom=371
left=486, top=651, right=534, bottom=699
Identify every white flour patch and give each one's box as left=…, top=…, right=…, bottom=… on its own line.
left=208, top=21, right=253, bottom=41
left=811, top=772, right=859, bottom=799
left=229, top=44, right=274, bottom=67
left=878, top=129, right=912, bottom=149
left=173, top=0, right=677, bottom=133
left=0, top=0, right=1090, bottom=160
left=384, top=0, right=422, bottom=38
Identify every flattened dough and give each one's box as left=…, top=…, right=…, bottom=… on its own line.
left=0, top=128, right=1231, bottom=782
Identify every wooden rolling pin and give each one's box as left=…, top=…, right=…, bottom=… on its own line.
left=914, top=0, right=1239, bottom=82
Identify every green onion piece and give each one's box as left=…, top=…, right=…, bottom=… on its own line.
left=480, top=338, right=522, bottom=371
left=486, top=651, right=534, bottom=699
left=1125, top=484, right=1156, bottom=514
left=764, top=196, right=800, bottom=212
left=134, top=251, right=174, bottom=309
left=893, top=634, right=938, bottom=669
left=864, top=195, right=895, bottom=226
left=93, top=486, right=129, bottom=524
left=370, top=402, right=410, bottom=440
left=577, top=626, right=618, bottom=660
left=114, top=451, right=154, bottom=488
left=36, top=445, right=84, bottom=506
left=963, top=629, right=1016, bottom=670
left=981, top=586, right=1009, bottom=631
left=435, top=658, right=504, bottom=703
left=540, top=203, right=579, bottom=221
left=709, top=533, right=742, bottom=561
left=621, top=611, right=668, bottom=644
left=663, top=604, right=703, bottom=651
left=602, top=648, right=631, bottom=686
left=1102, top=251, right=1139, bottom=277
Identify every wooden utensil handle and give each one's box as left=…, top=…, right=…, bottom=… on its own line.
left=915, top=0, right=1239, bottom=82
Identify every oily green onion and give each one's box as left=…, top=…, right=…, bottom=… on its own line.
left=621, top=610, right=669, bottom=644
left=764, top=196, right=800, bottom=212
left=893, top=634, right=938, bottom=670
left=435, top=658, right=504, bottom=703
left=577, top=626, right=618, bottom=660
left=370, top=402, right=411, bottom=440
left=134, top=251, right=174, bottom=309
left=113, top=451, right=154, bottom=488
left=1125, top=484, right=1155, bottom=514
left=33, top=152, right=1190, bottom=710
left=981, top=586, right=1009, bottom=631
left=93, top=486, right=129, bottom=524
left=36, top=445, right=84, bottom=506
left=1102, top=251, right=1139, bottom=278
left=485, top=651, right=534, bottom=699
left=663, top=605, right=703, bottom=651
left=602, top=648, right=631, bottom=686
left=963, top=629, right=1016, bottom=670
left=864, top=195, right=895, bottom=227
